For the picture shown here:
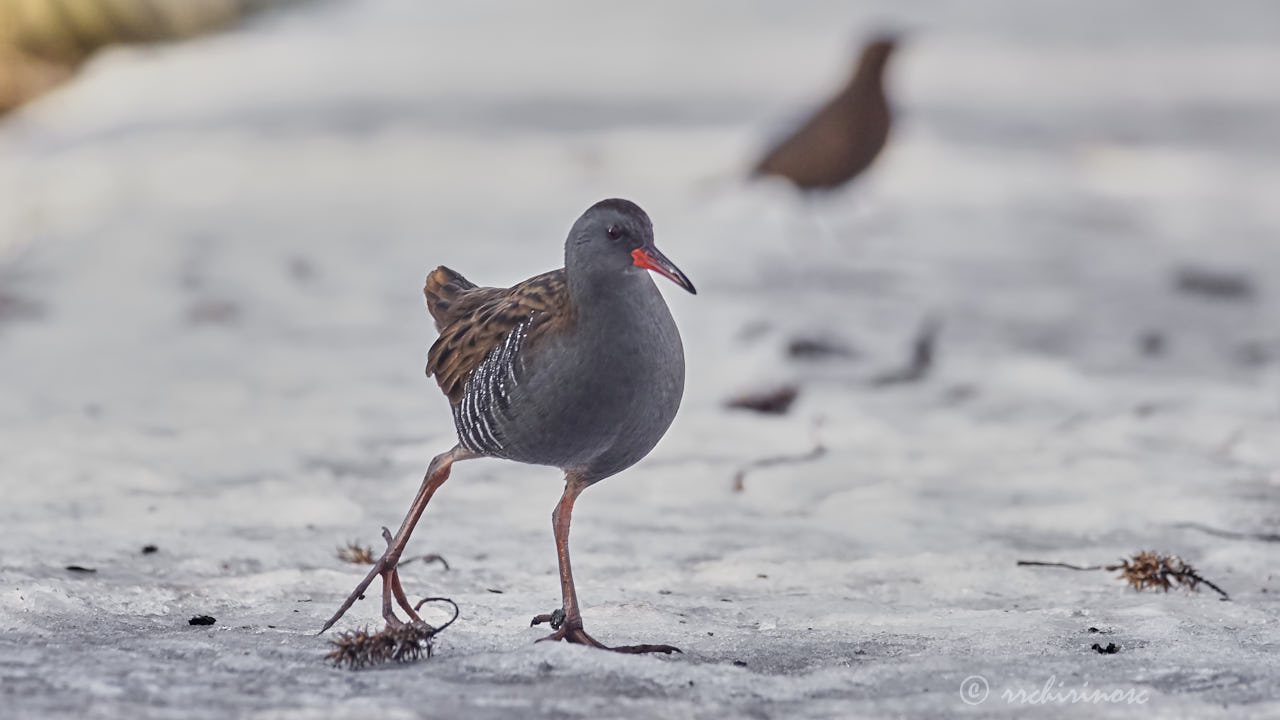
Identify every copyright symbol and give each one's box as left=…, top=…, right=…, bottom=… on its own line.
left=959, top=675, right=989, bottom=705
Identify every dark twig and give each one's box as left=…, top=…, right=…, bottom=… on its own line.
left=1174, top=522, right=1280, bottom=543
left=1016, top=560, right=1102, bottom=571
left=733, top=418, right=826, bottom=491
left=413, top=597, right=460, bottom=632
left=401, top=553, right=451, bottom=571
left=868, top=316, right=940, bottom=386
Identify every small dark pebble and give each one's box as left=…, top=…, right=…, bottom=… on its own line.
left=733, top=660, right=747, bottom=667
left=1091, top=642, right=1118, bottom=654
left=726, top=385, right=799, bottom=415
left=1173, top=266, right=1255, bottom=301
left=756, top=573, right=768, bottom=579
left=186, top=299, right=241, bottom=326
left=737, top=320, right=772, bottom=343
left=65, top=565, right=96, bottom=573
left=142, top=545, right=159, bottom=554
left=942, top=384, right=977, bottom=404
left=1236, top=340, right=1276, bottom=368
left=1133, top=402, right=1159, bottom=417
left=189, top=615, right=216, bottom=626
left=288, top=256, right=315, bottom=282
left=1138, top=331, right=1167, bottom=357
left=1088, top=627, right=1100, bottom=633
left=657, top=589, right=672, bottom=595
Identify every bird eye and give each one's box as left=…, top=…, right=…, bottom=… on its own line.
left=606, top=225, right=622, bottom=240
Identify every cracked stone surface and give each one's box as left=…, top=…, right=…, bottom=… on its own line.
left=2, top=1, right=1279, bottom=718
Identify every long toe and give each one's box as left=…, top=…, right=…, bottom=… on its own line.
left=535, top=625, right=607, bottom=649
left=535, top=625, right=678, bottom=654
left=609, top=643, right=682, bottom=655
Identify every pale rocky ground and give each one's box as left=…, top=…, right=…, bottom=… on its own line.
left=2, top=2, right=1279, bottom=718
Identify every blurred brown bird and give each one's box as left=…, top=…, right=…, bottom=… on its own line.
left=753, top=35, right=896, bottom=190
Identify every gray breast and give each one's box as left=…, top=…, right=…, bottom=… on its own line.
left=451, top=285, right=684, bottom=482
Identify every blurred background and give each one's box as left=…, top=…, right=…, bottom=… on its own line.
left=2, top=0, right=1277, bottom=367
left=2, top=0, right=1279, bottom=715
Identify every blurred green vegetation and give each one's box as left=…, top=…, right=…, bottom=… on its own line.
left=1, top=0, right=295, bottom=114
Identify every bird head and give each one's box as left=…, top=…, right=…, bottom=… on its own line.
left=859, top=34, right=898, bottom=72
left=566, top=199, right=696, bottom=295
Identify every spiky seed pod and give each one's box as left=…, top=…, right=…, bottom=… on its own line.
left=336, top=542, right=375, bottom=565
left=325, top=622, right=440, bottom=670
left=1108, top=551, right=1201, bottom=593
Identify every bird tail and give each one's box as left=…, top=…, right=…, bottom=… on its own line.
left=424, top=266, right=477, bottom=330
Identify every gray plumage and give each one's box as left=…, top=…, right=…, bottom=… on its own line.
left=427, top=199, right=693, bottom=484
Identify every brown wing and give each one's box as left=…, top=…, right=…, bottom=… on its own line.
left=424, top=267, right=572, bottom=405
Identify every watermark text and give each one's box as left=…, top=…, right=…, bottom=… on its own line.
left=960, top=675, right=1150, bottom=706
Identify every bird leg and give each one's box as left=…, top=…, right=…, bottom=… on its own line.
left=319, top=445, right=473, bottom=634
left=534, top=474, right=681, bottom=655
left=383, top=527, right=422, bottom=624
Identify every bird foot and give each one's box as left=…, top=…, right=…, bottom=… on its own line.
left=535, top=621, right=681, bottom=655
